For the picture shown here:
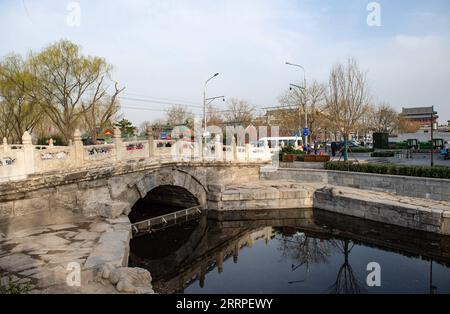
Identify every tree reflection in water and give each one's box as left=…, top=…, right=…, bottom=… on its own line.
left=276, top=228, right=334, bottom=284
left=276, top=228, right=364, bottom=293
left=328, top=239, right=364, bottom=294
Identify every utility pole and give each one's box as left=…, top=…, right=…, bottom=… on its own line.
left=203, top=73, right=219, bottom=146
left=286, top=62, right=307, bottom=146
left=431, top=105, right=435, bottom=167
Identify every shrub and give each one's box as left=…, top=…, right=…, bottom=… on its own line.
left=280, top=146, right=305, bottom=155
left=0, top=274, right=33, bottom=294
left=349, top=147, right=374, bottom=153
left=279, top=146, right=306, bottom=161
left=324, top=162, right=450, bottom=179
left=371, top=151, right=395, bottom=158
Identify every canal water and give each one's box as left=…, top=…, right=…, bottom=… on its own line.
left=129, top=209, right=450, bottom=294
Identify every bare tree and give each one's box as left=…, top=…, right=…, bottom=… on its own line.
left=206, top=103, right=224, bottom=126
left=224, top=98, right=255, bottom=126
left=356, top=104, right=377, bottom=140
left=165, top=105, right=194, bottom=128
left=325, top=58, right=370, bottom=160
left=278, top=80, right=326, bottom=140
left=80, top=82, right=124, bottom=143
left=372, top=103, right=398, bottom=134
left=397, top=117, right=421, bottom=134
left=138, top=120, right=152, bottom=137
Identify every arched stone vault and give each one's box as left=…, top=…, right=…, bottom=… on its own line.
left=95, top=167, right=208, bottom=219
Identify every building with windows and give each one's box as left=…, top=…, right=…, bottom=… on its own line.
left=400, top=106, right=438, bottom=127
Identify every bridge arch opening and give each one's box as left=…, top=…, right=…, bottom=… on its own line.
left=129, top=185, right=200, bottom=223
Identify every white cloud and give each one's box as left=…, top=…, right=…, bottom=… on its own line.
left=1, top=1, right=449, bottom=124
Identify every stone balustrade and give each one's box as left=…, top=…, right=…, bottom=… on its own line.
left=0, top=129, right=271, bottom=182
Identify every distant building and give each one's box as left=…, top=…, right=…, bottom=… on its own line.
left=400, top=106, right=438, bottom=127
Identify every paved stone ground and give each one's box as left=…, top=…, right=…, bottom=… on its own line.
left=0, top=216, right=153, bottom=294
left=0, top=219, right=107, bottom=293
left=315, top=184, right=450, bottom=234
left=327, top=185, right=450, bottom=212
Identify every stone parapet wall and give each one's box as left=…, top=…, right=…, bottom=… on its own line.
left=0, top=129, right=271, bottom=182
left=0, top=161, right=265, bottom=222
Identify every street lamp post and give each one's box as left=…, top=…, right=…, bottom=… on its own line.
left=286, top=62, right=308, bottom=146
left=203, top=73, right=219, bottom=145
left=431, top=106, right=436, bottom=167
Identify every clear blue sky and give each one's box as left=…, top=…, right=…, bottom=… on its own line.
left=1, top=0, right=449, bottom=125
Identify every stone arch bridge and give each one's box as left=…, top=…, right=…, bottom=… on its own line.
left=0, top=127, right=272, bottom=226
left=0, top=159, right=267, bottom=225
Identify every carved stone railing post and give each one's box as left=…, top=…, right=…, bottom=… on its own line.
left=73, top=129, right=84, bottom=166
left=3, top=137, right=8, bottom=153
left=245, top=143, right=251, bottom=162
left=147, top=127, right=155, bottom=158
left=114, top=127, right=123, bottom=161
left=214, top=134, right=222, bottom=161
left=232, top=136, right=237, bottom=161
left=264, top=141, right=270, bottom=160
left=22, top=131, right=35, bottom=175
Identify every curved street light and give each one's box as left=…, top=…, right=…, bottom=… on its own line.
left=286, top=62, right=308, bottom=146
left=203, top=73, right=220, bottom=142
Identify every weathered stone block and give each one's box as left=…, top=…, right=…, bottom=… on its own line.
left=97, top=201, right=130, bottom=219
left=442, top=217, right=450, bottom=235
left=13, top=197, right=49, bottom=217
left=0, top=201, right=14, bottom=220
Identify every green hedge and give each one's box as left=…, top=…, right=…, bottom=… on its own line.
left=371, top=151, right=395, bottom=157
left=280, top=146, right=306, bottom=155
left=324, top=162, right=450, bottom=179
left=349, top=147, right=374, bottom=153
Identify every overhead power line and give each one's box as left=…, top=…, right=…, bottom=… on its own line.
left=119, top=96, right=203, bottom=109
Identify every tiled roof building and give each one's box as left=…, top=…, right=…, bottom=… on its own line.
left=401, top=106, right=438, bottom=127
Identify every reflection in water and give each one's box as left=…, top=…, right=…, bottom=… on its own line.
left=129, top=209, right=450, bottom=294
left=275, top=228, right=333, bottom=284
left=328, top=239, right=363, bottom=294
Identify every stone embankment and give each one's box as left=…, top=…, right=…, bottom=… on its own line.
left=0, top=215, right=153, bottom=294
left=208, top=168, right=450, bottom=236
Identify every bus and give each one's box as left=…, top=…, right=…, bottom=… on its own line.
left=256, top=137, right=303, bottom=151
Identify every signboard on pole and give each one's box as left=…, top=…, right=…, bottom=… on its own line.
left=302, top=128, right=309, bottom=137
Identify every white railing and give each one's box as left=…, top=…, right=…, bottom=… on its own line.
left=0, top=129, right=272, bottom=181
left=84, top=144, right=116, bottom=162
left=34, top=146, right=74, bottom=172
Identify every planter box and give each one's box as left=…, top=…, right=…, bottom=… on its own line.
left=304, top=155, right=331, bottom=162
left=282, top=154, right=297, bottom=162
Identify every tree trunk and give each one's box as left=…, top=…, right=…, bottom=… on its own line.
left=343, top=133, right=349, bottom=162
